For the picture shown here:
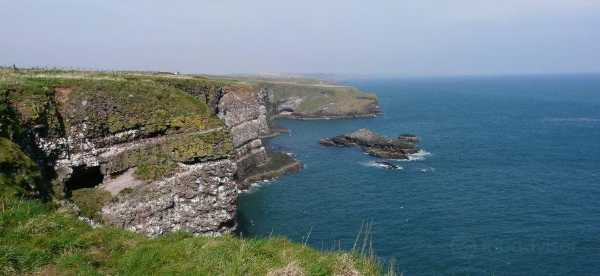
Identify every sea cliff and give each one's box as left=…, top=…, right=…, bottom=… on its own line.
left=0, top=68, right=379, bottom=236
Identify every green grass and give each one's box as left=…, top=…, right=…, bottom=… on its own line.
left=0, top=195, right=382, bottom=275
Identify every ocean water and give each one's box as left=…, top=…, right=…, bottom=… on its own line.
left=238, top=75, right=600, bottom=275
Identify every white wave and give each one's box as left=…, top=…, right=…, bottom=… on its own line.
left=390, top=150, right=432, bottom=162
left=239, top=179, right=275, bottom=194
left=408, top=150, right=431, bottom=161
left=419, top=167, right=436, bottom=173
left=361, top=160, right=403, bottom=170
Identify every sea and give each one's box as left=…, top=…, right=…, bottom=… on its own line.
left=238, top=75, right=600, bottom=275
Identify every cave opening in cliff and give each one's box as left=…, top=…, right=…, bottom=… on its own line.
left=279, top=107, right=294, bottom=113
left=64, top=165, right=104, bottom=195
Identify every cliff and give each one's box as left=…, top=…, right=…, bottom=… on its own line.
left=0, top=68, right=379, bottom=237
left=0, top=138, right=381, bottom=275
left=260, top=81, right=380, bottom=119
left=215, top=74, right=381, bottom=119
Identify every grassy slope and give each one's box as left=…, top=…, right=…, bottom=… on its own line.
left=0, top=197, right=380, bottom=275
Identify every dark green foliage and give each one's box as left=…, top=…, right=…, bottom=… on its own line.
left=0, top=88, right=23, bottom=140
left=0, top=138, right=43, bottom=199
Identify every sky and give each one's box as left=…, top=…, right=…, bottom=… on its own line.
left=1, top=0, right=599, bottom=76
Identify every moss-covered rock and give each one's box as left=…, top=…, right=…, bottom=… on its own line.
left=102, top=129, right=234, bottom=181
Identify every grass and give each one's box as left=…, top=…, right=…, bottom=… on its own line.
left=0, top=195, right=383, bottom=275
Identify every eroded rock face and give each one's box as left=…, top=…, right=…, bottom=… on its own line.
left=102, top=160, right=237, bottom=236
left=320, top=128, right=420, bottom=159
left=38, top=80, right=297, bottom=237
left=218, top=86, right=270, bottom=181
left=6, top=72, right=371, bottom=237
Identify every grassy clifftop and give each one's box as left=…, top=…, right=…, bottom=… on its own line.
left=260, top=81, right=380, bottom=118
left=1, top=69, right=240, bottom=185
left=0, top=69, right=228, bottom=138
left=0, top=201, right=381, bottom=275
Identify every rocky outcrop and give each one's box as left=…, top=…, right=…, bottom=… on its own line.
left=4, top=74, right=239, bottom=236
left=102, top=159, right=237, bottom=236
left=216, top=86, right=272, bottom=183
left=320, top=128, right=420, bottom=159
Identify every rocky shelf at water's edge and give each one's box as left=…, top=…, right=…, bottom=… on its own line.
left=320, top=128, right=420, bottom=159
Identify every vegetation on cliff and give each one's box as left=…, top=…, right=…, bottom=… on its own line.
left=0, top=154, right=382, bottom=275
left=0, top=138, right=43, bottom=200
left=0, top=69, right=240, bottom=188
left=0, top=68, right=386, bottom=275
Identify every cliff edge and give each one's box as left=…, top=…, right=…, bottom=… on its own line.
left=1, top=68, right=379, bottom=237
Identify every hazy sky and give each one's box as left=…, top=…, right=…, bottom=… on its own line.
left=1, top=0, right=599, bottom=76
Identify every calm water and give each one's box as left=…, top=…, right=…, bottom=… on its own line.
left=238, top=75, right=600, bottom=275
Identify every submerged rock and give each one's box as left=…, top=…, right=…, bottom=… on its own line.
left=320, top=128, right=420, bottom=159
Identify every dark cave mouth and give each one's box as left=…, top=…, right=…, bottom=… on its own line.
left=64, top=165, right=104, bottom=195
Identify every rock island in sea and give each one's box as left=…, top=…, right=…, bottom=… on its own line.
left=320, top=128, right=420, bottom=159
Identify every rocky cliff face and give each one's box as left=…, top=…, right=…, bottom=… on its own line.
left=217, top=85, right=270, bottom=183
left=1, top=69, right=379, bottom=237
left=2, top=73, right=240, bottom=236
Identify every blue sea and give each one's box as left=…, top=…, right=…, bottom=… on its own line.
left=238, top=75, right=600, bottom=275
